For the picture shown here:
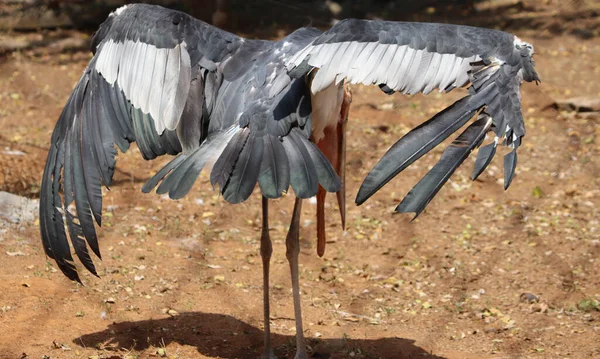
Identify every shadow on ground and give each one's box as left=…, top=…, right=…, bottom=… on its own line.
left=75, top=311, right=445, bottom=358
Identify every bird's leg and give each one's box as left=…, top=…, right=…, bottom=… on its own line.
left=314, top=84, right=352, bottom=257
left=285, top=197, right=308, bottom=359
left=260, top=196, right=277, bottom=359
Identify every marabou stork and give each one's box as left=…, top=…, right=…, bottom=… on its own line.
left=39, top=4, right=539, bottom=358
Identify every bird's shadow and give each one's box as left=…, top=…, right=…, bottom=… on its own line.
left=75, top=311, right=446, bottom=359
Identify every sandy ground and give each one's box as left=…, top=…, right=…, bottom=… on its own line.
left=0, top=2, right=599, bottom=359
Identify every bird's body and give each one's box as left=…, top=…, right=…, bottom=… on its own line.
left=39, top=4, right=538, bottom=358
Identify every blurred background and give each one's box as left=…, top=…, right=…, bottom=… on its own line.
left=1, top=0, right=598, bottom=40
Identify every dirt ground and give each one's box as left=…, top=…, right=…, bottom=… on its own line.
left=1, top=2, right=599, bottom=359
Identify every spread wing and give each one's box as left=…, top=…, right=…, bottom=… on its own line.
left=286, top=19, right=540, bottom=215
left=141, top=27, right=341, bottom=205
left=40, top=4, right=242, bottom=282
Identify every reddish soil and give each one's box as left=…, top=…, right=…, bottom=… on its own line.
left=0, top=1, right=599, bottom=358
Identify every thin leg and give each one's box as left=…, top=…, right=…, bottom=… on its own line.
left=260, top=196, right=277, bottom=359
left=286, top=197, right=308, bottom=359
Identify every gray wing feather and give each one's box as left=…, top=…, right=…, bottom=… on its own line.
left=40, top=4, right=242, bottom=282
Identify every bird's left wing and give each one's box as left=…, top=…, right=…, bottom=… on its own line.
left=286, top=19, right=539, bottom=215
left=40, top=4, right=242, bottom=282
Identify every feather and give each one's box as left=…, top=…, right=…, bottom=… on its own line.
left=321, top=42, right=350, bottom=89
left=81, top=90, right=104, bottom=227
left=504, top=149, right=517, bottom=190
left=131, top=107, right=154, bottom=159
left=356, top=95, right=482, bottom=205
left=223, top=135, right=264, bottom=203
left=372, top=44, right=399, bottom=85
left=138, top=43, right=156, bottom=113
left=303, top=140, right=341, bottom=193
left=162, top=43, right=191, bottom=131
left=168, top=149, right=210, bottom=200
left=155, top=130, right=235, bottom=199
left=71, top=124, right=101, bottom=261
left=148, top=48, right=168, bottom=133
left=347, top=42, right=378, bottom=81
left=63, top=119, right=99, bottom=275
left=356, top=43, right=387, bottom=85
left=392, top=47, right=416, bottom=91
left=281, top=129, right=318, bottom=198
left=471, top=140, right=497, bottom=180
left=155, top=155, right=195, bottom=197
left=258, top=134, right=290, bottom=198
left=210, top=127, right=250, bottom=190
left=400, top=49, right=423, bottom=94
left=385, top=45, right=408, bottom=90
left=40, top=102, right=79, bottom=281
left=99, top=79, right=132, bottom=151
left=396, top=115, right=493, bottom=218
left=142, top=155, right=187, bottom=193
left=89, top=75, right=118, bottom=188
left=407, top=50, right=432, bottom=94
left=335, top=41, right=361, bottom=82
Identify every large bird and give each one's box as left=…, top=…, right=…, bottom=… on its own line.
left=39, top=4, right=539, bottom=358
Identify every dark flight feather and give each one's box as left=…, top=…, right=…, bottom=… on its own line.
left=142, top=155, right=187, bottom=193
left=356, top=95, right=483, bottom=206
left=471, top=141, right=497, bottom=181
left=63, top=117, right=98, bottom=275
left=155, top=157, right=195, bottom=196
left=503, top=149, right=517, bottom=190
left=81, top=90, right=105, bottom=228
left=396, top=114, right=493, bottom=218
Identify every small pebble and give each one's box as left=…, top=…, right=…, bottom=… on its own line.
left=520, top=292, right=539, bottom=303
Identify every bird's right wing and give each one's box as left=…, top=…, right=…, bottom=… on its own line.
left=286, top=19, right=540, bottom=216
left=40, top=4, right=242, bottom=282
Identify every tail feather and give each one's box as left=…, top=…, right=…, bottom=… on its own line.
left=281, top=128, right=319, bottom=198
left=304, top=140, right=341, bottom=193
left=222, top=135, right=264, bottom=203
left=258, top=134, right=290, bottom=198
left=210, top=127, right=250, bottom=190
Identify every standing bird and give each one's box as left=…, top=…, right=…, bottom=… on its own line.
left=39, top=4, right=539, bottom=358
